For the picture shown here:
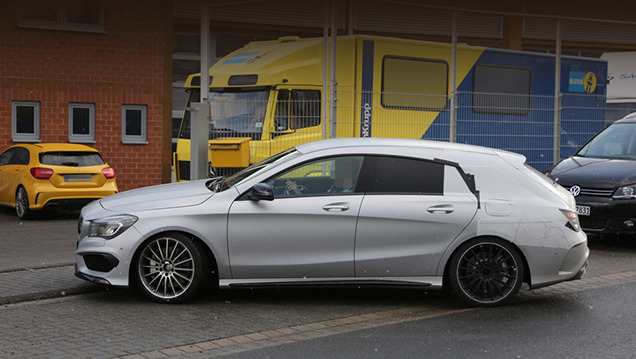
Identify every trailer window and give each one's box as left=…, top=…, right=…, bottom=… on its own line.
left=382, top=56, right=448, bottom=110
left=473, top=65, right=531, bottom=115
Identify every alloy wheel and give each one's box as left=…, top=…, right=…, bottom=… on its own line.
left=450, top=239, right=524, bottom=306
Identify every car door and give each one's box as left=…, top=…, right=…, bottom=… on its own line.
left=227, top=155, right=364, bottom=279
left=354, top=156, right=478, bottom=277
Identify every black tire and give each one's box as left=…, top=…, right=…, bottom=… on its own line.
left=448, top=238, right=524, bottom=307
left=15, top=186, right=33, bottom=220
left=134, top=232, right=210, bottom=303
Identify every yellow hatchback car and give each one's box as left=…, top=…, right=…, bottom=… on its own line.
left=0, top=143, right=118, bottom=219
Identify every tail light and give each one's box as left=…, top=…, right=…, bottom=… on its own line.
left=102, top=167, right=115, bottom=179
left=560, top=209, right=581, bottom=232
left=30, top=167, right=54, bottom=180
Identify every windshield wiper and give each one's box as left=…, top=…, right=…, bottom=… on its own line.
left=205, top=176, right=226, bottom=192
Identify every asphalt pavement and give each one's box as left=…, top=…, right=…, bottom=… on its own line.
left=2, top=207, right=636, bottom=359
left=0, top=208, right=102, bottom=305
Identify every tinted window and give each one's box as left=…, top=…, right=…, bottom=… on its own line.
left=473, top=64, right=530, bottom=115
left=0, top=147, right=30, bottom=166
left=39, top=152, right=105, bottom=167
left=12, top=147, right=30, bottom=165
left=0, top=147, right=30, bottom=165
left=358, top=156, right=444, bottom=194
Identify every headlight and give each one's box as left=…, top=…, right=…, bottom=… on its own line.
left=613, top=185, right=636, bottom=199
left=89, top=215, right=138, bottom=239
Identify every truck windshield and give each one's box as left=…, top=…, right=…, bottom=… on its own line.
left=178, top=88, right=269, bottom=141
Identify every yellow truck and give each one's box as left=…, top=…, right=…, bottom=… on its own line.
left=174, top=34, right=607, bottom=180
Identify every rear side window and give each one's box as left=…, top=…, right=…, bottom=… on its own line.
left=39, top=152, right=105, bottom=167
left=357, top=156, right=444, bottom=194
left=0, top=147, right=30, bottom=166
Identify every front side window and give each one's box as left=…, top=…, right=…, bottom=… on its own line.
left=267, top=156, right=364, bottom=197
left=18, top=0, right=105, bottom=33
left=122, top=105, right=147, bottom=144
left=473, top=64, right=531, bottom=115
left=12, top=101, right=40, bottom=142
left=382, top=56, right=448, bottom=110
left=274, top=89, right=321, bottom=131
left=69, top=103, right=95, bottom=143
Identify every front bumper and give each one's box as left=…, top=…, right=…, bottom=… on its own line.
left=575, top=195, right=636, bottom=234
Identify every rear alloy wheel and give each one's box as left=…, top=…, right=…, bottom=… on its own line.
left=449, top=238, right=524, bottom=307
left=15, top=187, right=33, bottom=220
left=135, top=233, right=209, bottom=303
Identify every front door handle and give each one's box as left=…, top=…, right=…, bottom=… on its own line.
left=322, top=203, right=350, bottom=212
left=427, top=204, right=455, bottom=214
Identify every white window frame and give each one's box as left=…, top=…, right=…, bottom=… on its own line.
left=69, top=103, right=96, bottom=143
left=12, top=101, right=41, bottom=142
left=122, top=105, right=148, bottom=144
left=18, top=0, right=106, bottom=33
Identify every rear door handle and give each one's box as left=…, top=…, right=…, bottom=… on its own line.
left=322, top=204, right=350, bottom=212
left=427, top=204, right=455, bottom=214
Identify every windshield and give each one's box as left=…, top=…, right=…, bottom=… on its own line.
left=179, top=88, right=270, bottom=141
left=212, top=148, right=299, bottom=191
left=577, top=122, right=636, bottom=160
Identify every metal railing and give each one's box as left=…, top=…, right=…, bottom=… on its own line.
left=200, top=90, right=621, bottom=173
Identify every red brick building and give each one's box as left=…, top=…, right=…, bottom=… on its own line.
left=0, top=1, right=172, bottom=191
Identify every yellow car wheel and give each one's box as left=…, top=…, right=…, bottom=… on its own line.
left=15, top=186, right=33, bottom=220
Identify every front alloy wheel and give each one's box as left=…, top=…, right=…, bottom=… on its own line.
left=15, top=187, right=33, bottom=220
left=449, top=238, right=524, bottom=307
left=135, top=233, right=209, bottom=303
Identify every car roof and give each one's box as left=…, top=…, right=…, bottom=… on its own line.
left=13, top=143, right=99, bottom=152
left=295, top=137, right=508, bottom=157
left=615, top=112, right=636, bottom=123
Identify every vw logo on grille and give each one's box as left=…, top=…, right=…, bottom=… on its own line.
left=570, top=185, right=581, bottom=197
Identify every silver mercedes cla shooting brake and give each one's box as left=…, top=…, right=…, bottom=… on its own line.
left=76, top=138, right=588, bottom=307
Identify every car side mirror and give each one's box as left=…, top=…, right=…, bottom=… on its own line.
left=249, top=183, right=274, bottom=201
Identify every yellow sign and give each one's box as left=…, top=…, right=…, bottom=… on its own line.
left=584, top=72, right=597, bottom=93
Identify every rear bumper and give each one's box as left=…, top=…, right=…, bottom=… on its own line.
left=29, top=185, right=117, bottom=210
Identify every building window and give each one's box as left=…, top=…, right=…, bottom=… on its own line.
left=12, top=101, right=40, bottom=142
left=69, top=103, right=95, bottom=143
left=18, top=0, right=105, bottom=33
left=472, top=64, right=531, bottom=115
left=382, top=56, right=448, bottom=110
left=122, top=105, right=148, bottom=144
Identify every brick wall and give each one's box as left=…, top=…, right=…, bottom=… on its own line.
left=0, top=1, right=170, bottom=191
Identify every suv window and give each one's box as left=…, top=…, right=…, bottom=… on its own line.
left=39, top=152, right=105, bottom=167
left=358, top=156, right=444, bottom=194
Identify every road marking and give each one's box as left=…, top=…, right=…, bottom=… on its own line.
left=116, top=270, right=636, bottom=359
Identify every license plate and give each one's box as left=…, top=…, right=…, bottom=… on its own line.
left=576, top=205, right=590, bottom=216
left=64, top=174, right=92, bottom=182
